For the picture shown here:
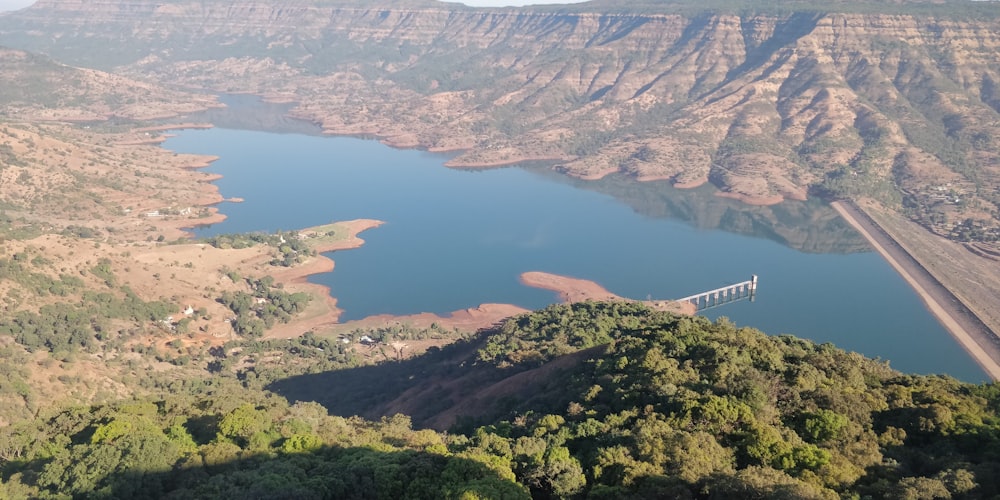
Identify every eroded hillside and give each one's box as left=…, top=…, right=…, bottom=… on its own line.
left=0, top=47, right=218, bottom=121
left=0, top=55, right=388, bottom=425
left=1, top=0, right=998, bottom=244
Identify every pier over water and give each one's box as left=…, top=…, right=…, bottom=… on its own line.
left=679, top=275, right=758, bottom=311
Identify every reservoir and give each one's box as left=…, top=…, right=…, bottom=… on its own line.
left=163, top=102, right=986, bottom=382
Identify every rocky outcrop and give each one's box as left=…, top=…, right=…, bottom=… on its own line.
left=2, top=1, right=999, bottom=234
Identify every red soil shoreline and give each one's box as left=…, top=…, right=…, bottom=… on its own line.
left=520, top=271, right=696, bottom=316
left=263, top=219, right=385, bottom=338
left=331, top=271, right=694, bottom=335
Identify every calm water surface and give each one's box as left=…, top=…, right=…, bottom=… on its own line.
left=163, top=121, right=986, bottom=382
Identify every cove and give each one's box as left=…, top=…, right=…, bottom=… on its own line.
left=162, top=113, right=986, bottom=383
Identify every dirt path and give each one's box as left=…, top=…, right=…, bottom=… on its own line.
left=832, top=200, right=1000, bottom=381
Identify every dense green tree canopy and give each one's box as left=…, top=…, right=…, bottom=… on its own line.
left=2, top=302, right=1000, bottom=499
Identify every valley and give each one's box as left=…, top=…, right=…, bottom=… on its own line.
left=2, top=0, right=998, bottom=345
left=1, top=0, right=1000, bottom=498
left=162, top=121, right=981, bottom=381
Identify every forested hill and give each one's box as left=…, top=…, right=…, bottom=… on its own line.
left=3, top=302, right=1000, bottom=498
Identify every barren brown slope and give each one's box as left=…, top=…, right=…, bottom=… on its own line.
left=378, top=345, right=607, bottom=431
left=268, top=330, right=611, bottom=431
left=0, top=46, right=218, bottom=121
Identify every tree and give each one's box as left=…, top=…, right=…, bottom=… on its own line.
left=219, top=404, right=271, bottom=447
left=523, top=446, right=586, bottom=497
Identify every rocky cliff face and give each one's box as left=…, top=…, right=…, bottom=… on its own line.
left=2, top=0, right=999, bottom=238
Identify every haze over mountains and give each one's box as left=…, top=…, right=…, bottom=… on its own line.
left=0, top=1, right=34, bottom=12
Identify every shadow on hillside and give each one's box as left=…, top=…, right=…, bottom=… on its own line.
left=267, top=338, right=603, bottom=433
left=14, top=445, right=527, bottom=499
left=266, top=337, right=498, bottom=428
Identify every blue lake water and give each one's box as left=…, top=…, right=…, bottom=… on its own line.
left=162, top=123, right=987, bottom=382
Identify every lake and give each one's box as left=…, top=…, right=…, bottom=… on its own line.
left=163, top=98, right=986, bottom=381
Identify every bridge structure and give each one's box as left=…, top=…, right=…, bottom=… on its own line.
left=678, top=275, right=758, bottom=311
